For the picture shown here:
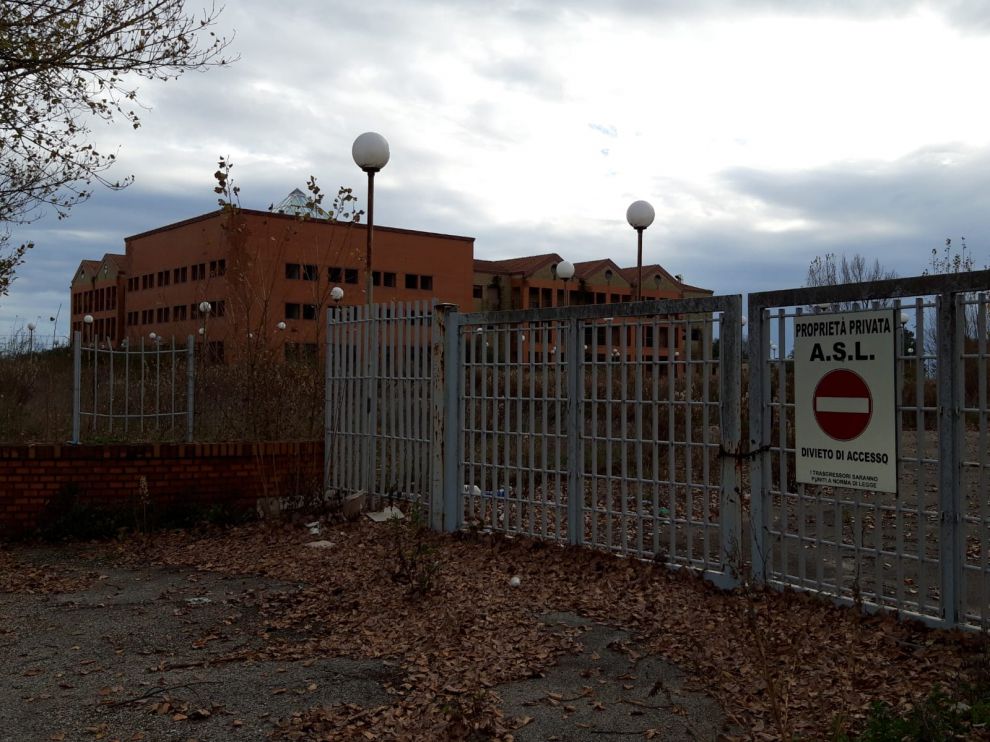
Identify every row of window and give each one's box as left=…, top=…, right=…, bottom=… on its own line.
left=71, top=317, right=117, bottom=341
left=72, top=286, right=117, bottom=314
left=126, top=260, right=226, bottom=292
left=286, top=263, right=433, bottom=291
left=526, top=287, right=631, bottom=308
left=125, top=300, right=225, bottom=326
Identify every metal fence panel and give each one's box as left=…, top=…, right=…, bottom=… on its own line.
left=325, top=301, right=434, bottom=510
left=452, top=297, right=741, bottom=585
left=72, top=332, right=195, bottom=443
left=748, top=271, right=990, bottom=630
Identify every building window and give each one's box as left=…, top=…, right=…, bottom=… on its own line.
left=157, top=271, right=170, bottom=287
left=302, top=304, right=317, bottom=320
left=285, top=303, right=301, bottom=320
left=302, top=264, right=318, bottom=281
left=217, top=259, right=226, bottom=276
left=285, top=263, right=300, bottom=280
left=173, top=305, right=187, bottom=321
left=344, top=268, right=358, bottom=284
left=209, top=259, right=227, bottom=277
left=192, top=263, right=206, bottom=281
left=420, top=275, right=433, bottom=291
left=142, top=274, right=152, bottom=290
left=173, top=266, right=187, bottom=283
left=155, top=307, right=170, bottom=323
left=473, top=285, right=483, bottom=299
left=213, top=300, right=225, bottom=317
left=328, top=266, right=342, bottom=283
left=373, top=271, right=397, bottom=287
left=405, top=273, right=418, bottom=289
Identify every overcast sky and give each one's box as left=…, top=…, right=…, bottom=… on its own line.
left=4, top=0, right=990, bottom=336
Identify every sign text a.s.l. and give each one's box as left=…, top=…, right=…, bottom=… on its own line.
left=793, top=308, right=898, bottom=493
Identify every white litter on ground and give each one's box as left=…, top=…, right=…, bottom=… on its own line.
left=366, top=506, right=404, bottom=523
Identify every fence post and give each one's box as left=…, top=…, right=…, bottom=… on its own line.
left=71, top=330, right=81, bottom=444
left=719, top=298, right=743, bottom=585
left=362, top=304, right=378, bottom=503
left=186, top=335, right=195, bottom=443
left=936, top=292, right=963, bottom=627
left=429, top=304, right=454, bottom=531
left=565, top=316, right=584, bottom=546
left=442, top=308, right=462, bottom=532
left=748, top=301, right=770, bottom=582
left=324, top=308, right=333, bottom=502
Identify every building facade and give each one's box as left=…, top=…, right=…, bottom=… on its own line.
left=71, top=203, right=475, bottom=358
left=70, top=198, right=712, bottom=362
left=471, top=253, right=712, bottom=361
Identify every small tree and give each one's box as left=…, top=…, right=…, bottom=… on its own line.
left=921, top=238, right=989, bottom=398
left=804, top=252, right=897, bottom=311
left=0, top=0, right=234, bottom=283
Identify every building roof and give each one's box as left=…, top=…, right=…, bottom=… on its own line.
left=473, top=253, right=562, bottom=276
left=125, top=208, right=474, bottom=243
left=617, top=264, right=712, bottom=294
left=573, top=258, right=624, bottom=281
left=272, top=188, right=329, bottom=219
left=100, top=253, right=126, bottom=269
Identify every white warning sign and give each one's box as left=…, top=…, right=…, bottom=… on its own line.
left=794, top=308, right=898, bottom=493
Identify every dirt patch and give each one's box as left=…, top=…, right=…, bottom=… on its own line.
left=1, top=547, right=394, bottom=741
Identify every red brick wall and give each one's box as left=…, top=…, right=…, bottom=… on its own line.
left=0, top=441, right=323, bottom=537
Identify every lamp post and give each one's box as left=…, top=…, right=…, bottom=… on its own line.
left=352, top=132, right=390, bottom=306
left=626, top=200, right=655, bottom=301
left=198, top=300, right=211, bottom=341
left=555, top=260, right=575, bottom=306
left=26, top=322, right=35, bottom=353
left=331, top=285, right=344, bottom=307
left=83, top=314, right=94, bottom=345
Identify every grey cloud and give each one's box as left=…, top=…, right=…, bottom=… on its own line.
left=721, top=145, right=990, bottom=240
left=407, top=0, right=990, bottom=32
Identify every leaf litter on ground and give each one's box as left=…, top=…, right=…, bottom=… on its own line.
left=8, top=520, right=987, bottom=740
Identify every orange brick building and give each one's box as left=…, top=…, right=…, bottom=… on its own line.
left=70, top=193, right=711, bottom=360
left=471, top=253, right=712, bottom=361
left=70, top=198, right=474, bottom=358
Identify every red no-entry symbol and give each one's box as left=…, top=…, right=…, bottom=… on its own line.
left=813, top=369, right=873, bottom=441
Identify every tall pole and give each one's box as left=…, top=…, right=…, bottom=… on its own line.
left=636, top=228, right=644, bottom=301
left=365, top=169, right=376, bottom=306
left=626, top=200, right=654, bottom=302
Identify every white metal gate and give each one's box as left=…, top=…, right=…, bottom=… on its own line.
left=748, top=271, right=990, bottom=629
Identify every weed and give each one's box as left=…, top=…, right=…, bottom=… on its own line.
left=386, top=497, right=442, bottom=598
left=831, top=633, right=990, bottom=740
